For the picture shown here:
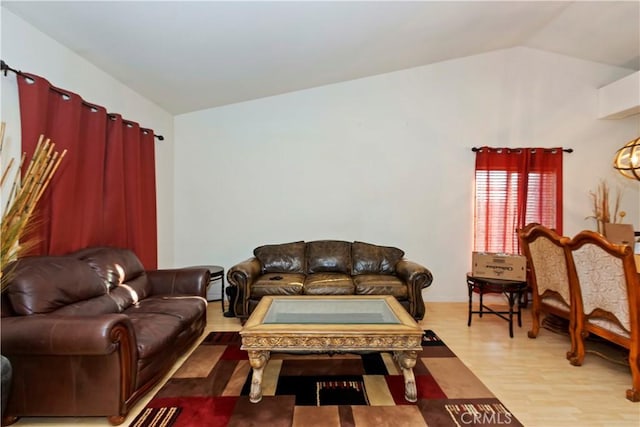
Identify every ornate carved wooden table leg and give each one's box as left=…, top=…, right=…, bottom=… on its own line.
left=394, top=350, right=418, bottom=402
left=248, top=350, right=270, bottom=403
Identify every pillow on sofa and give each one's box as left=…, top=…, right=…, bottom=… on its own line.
left=5, top=256, right=107, bottom=315
left=351, top=241, right=404, bottom=275
left=74, top=247, right=146, bottom=288
left=306, top=240, right=352, bottom=274
left=75, top=247, right=153, bottom=305
left=254, top=241, right=306, bottom=273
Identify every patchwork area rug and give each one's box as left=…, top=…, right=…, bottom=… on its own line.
left=129, top=330, right=522, bottom=427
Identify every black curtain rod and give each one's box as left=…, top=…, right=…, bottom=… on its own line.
left=471, top=147, right=573, bottom=153
left=1, top=59, right=164, bottom=141
left=1, top=59, right=20, bottom=76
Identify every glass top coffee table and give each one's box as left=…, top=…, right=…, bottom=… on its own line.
left=240, top=295, right=423, bottom=403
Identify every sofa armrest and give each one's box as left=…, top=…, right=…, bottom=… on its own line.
left=1, top=313, right=139, bottom=418
left=395, top=259, right=433, bottom=320
left=147, top=268, right=209, bottom=298
left=396, top=260, right=433, bottom=289
left=227, top=257, right=262, bottom=317
left=1, top=314, right=134, bottom=356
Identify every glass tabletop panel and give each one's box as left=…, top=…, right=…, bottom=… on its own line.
left=263, top=298, right=401, bottom=324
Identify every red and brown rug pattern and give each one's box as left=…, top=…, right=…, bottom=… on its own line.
left=130, top=330, right=522, bottom=427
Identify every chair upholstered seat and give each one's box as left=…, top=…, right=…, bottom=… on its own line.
left=541, top=296, right=570, bottom=312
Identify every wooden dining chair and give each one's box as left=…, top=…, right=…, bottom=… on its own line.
left=518, top=223, right=575, bottom=357
left=566, top=230, right=640, bottom=402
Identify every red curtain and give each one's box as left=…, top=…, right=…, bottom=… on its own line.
left=138, top=129, right=158, bottom=269
left=17, top=73, right=158, bottom=268
left=474, top=147, right=563, bottom=254
left=108, top=116, right=157, bottom=268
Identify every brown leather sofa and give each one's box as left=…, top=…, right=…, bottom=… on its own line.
left=0, top=247, right=209, bottom=425
left=227, top=240, right=433, bottom=320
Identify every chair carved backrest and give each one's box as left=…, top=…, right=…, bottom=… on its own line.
left=572, top=242, right=631, bottom=335
left=566, top=230, right=640, bottom=402
left=519, top=223, right=572, bottom=340
left=528, top=236, right=572, bottom=308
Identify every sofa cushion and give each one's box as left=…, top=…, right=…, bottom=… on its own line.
left=251, top=273, right=305, bottom=297
left=53, top=293, right=122, bottom=316
left=352, top=241, right=404, bottom=275
left=126, top=312, right=183, bottom=359
left=306, top=240, right=352, bottom=274
left=125, top=296, right=206, bottom=325
left=353, top=275, right=408, bottom=298
left=254, top=241, right=306, bottom=274
left=304, top=273, right=354, bottom=295
left=5, top=256, right=107, bottom=315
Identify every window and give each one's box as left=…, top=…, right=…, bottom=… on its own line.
left=473, top=147, right=563, bottom=254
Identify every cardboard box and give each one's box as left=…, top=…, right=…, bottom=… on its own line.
left=603, top=223, right=635, bottom=246
left=472, top=252, right=527, bottom=281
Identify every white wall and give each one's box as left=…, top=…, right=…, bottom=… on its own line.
left=598, top=71, right=640, bottom=119
left=0, top=9, right=176, bottom=267
left=174, top=46, right=639, bottom=302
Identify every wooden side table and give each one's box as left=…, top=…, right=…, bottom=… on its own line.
left=466, top=273, right=527, bottom=338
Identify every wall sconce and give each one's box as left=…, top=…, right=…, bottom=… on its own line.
left=613, top=136, right=640, bottom=181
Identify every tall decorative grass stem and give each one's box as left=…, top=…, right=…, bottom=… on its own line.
left=0, top=122, right=66, bottom=289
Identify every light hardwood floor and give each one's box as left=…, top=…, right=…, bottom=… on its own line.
left=9, top=301, right=640, bottom=426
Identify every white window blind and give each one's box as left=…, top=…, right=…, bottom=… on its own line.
left=474, top=170, right=558, bottom=254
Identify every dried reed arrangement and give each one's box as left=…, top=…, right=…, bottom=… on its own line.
left=587, top=180, right=623, bottom=234
left=0, top=122, right=66, bottom=290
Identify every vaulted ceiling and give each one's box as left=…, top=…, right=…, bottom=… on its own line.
left=3, top=1, right=639, bottom=115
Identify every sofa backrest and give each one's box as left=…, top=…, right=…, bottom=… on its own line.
left=3, top=256, right=108, bottom=316
left=73, top=247, right=151, bottom=302
left=306, top=240, right=352, bottom=274
left=252, top=240, right=405, bottom=275
left=351, top=241, right=404, bottom=275
left=254, top=241, right=306, bottom=273
left=2, top=247, right=151, bottom=317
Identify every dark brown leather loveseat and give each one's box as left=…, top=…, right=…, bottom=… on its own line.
left=227, top=240, right=433, bottom=320
left=0, top=247, right=209, bottom=425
